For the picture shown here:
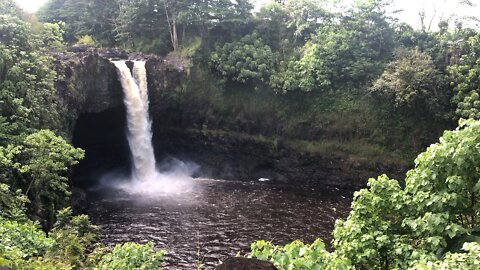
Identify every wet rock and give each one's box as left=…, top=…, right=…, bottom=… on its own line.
left=67, top=44, right=89, bottom=53
left=71, top=187, right=88, bottom=214
left=53, top=48, right=186, bottom=138
left=98, top=48, right=128, bottom=60
left=215, top=257, right=277, bottom=270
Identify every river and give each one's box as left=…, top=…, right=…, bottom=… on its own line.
left=87, top=179, right=351, bottom=269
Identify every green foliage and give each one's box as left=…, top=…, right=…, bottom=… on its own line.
left=370, top=49, right=450, bottom=119
left=250, top=239, right=352, bottom=270
left=210, top=33, right=277, bottom=83
left=113, top=0, right=171, bottom=53
left=333, top=119, right=480, bottom=269
left=39, top=0, right=119, bottom=45
left=45, top=208, right=97, bottom=269
left=93, top=242, right=165, bottom=270
left=0, top=0, right=23, bottom=18
left=271, top=1, right=395, bottom=92
left=285, top=0, right=332, bottom=43
left=0, top=208, right=98, bottom=270
left=0, top=183, right=28, bottom=221
left=333, top=175, right=414, bottom=269
left=0, top=14, right=65, bottom=132
left=40, top=22, right=66, bottom=49
left=411, top=242, right=480, bottom=269
left=456, top=91, right=480, bottom=119
left=77, top=34, right=99, bottom=47
left=255, top=2, right=291, bottom=52
left=403, top=119, right=480, bottom=248
left=76, top=35, right=98, bottom=47
left=449, top=33, right=480, bottom=120
left=0, top=220, right=53, bottom=263
left=253, top=119, right=480, bottom=269
left=0, top=130, right=84, bottom=227
left=39, top=0, right=253, bottom=52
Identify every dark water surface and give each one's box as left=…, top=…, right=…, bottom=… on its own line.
left=87, top=179, right=352, bottom=269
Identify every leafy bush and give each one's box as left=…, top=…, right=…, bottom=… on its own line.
left=333, top=174, right=413, bottom=269
left=455, top=91, right=480, bottom=120
left=0, top=220, right=53, bottom=263
left=410, top=242, right=480, bottom=269
left=210, top=33, right=277, bottom=83
left=370, top=49, right=449, bottom=119
left=0, top=207, right=99, bottom=270
left=253, top=119, right=480, bottom=269
left=47, top=208, right=97, bottom=269
left=271, top=2, right=394, bottom=92
left=250, top=239, right=351, bottom=270
left=93, top=242, right=165, bottom=270
left=76, top=35, right=99, bottom=47
left=448, top=34, right=480, bottom=120
left=0, top=183, right=28, bottom=221
left=0, top=130, right=84, bottom=227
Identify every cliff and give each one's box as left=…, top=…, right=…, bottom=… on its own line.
left=54, top=48, right=407, bottom=190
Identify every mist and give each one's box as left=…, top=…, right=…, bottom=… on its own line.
left=98, top=157, right=200, bottom=197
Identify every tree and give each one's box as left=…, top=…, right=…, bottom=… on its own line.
left=0, top=15, right=64, bottom=132
left=210, top=33, right=277, bottom=83
left=0, top=130, right=84, bottom=227
left=285, top=0, right=332, bottom=43
left=370, top=49, right=451, bottom=119
left=0, top=183, right=28, bottom=221
left=38, top=0, right=120, bottom=45
left=334, top=119, right=480, bottom=269
left=255, top=1, right=291, bottom=52
left=449, top=33, right=480, bottom=120
left=114, top=0, right=171, bottom=53
left=0, top=0, right=23, bottom=18
left=333, top=175, right=412, bottom=269
left=270, top=0, right=395, bottom=92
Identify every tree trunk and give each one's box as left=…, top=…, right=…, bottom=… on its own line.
left=164, top=2, right=178, bottom=51
left=172, top=17, right=178, bottom=50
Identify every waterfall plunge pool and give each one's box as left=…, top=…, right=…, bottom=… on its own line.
left=86, top=178, right=351, bottom=269
left=82, top=60, right=351, bottom=269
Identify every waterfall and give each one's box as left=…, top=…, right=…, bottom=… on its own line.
left=112, top=60, right=157, bottom=181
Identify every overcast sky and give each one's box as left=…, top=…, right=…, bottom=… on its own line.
left=13, top=0, right=480, bottom=29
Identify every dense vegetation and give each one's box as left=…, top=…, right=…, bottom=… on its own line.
left=250, top=119, right=480, bottom=269
left=1, top=0, right=480, bottom=269
left=34, top=0, right=480, bottom=159
left=0, top=1, right=164, bottom=269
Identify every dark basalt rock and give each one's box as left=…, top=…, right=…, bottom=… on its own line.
left=57, top=48, right=407, bottom=191
left=153, top=128, right=407, bottom=190
left=53, top=48, right=185, bottom=137
left=215, top=258, right=277, bottom=270
left=98, top=48, right=128, bottom=60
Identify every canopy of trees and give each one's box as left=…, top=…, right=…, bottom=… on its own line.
left=2, top=0, right=480, bottom=269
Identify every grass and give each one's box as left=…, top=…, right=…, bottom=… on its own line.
left=184, top=128, right=409, bottom=166
left=287, top=138, right=408, bottom=165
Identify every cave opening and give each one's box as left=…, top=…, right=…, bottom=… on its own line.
left=72, top=106, right=131, bottom=187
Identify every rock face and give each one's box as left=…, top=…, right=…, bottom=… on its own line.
left=59, top=49, right=407, bottom=189
left=53, top=50, right=122, bottom=135
left=153, top=129, right=406, bottom=189
left=54, top=48, right=185, bottom=136
left=215, top=258, right=277, bottom=270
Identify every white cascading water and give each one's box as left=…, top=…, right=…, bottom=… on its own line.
left=112, top=61, right=157, bottom=182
